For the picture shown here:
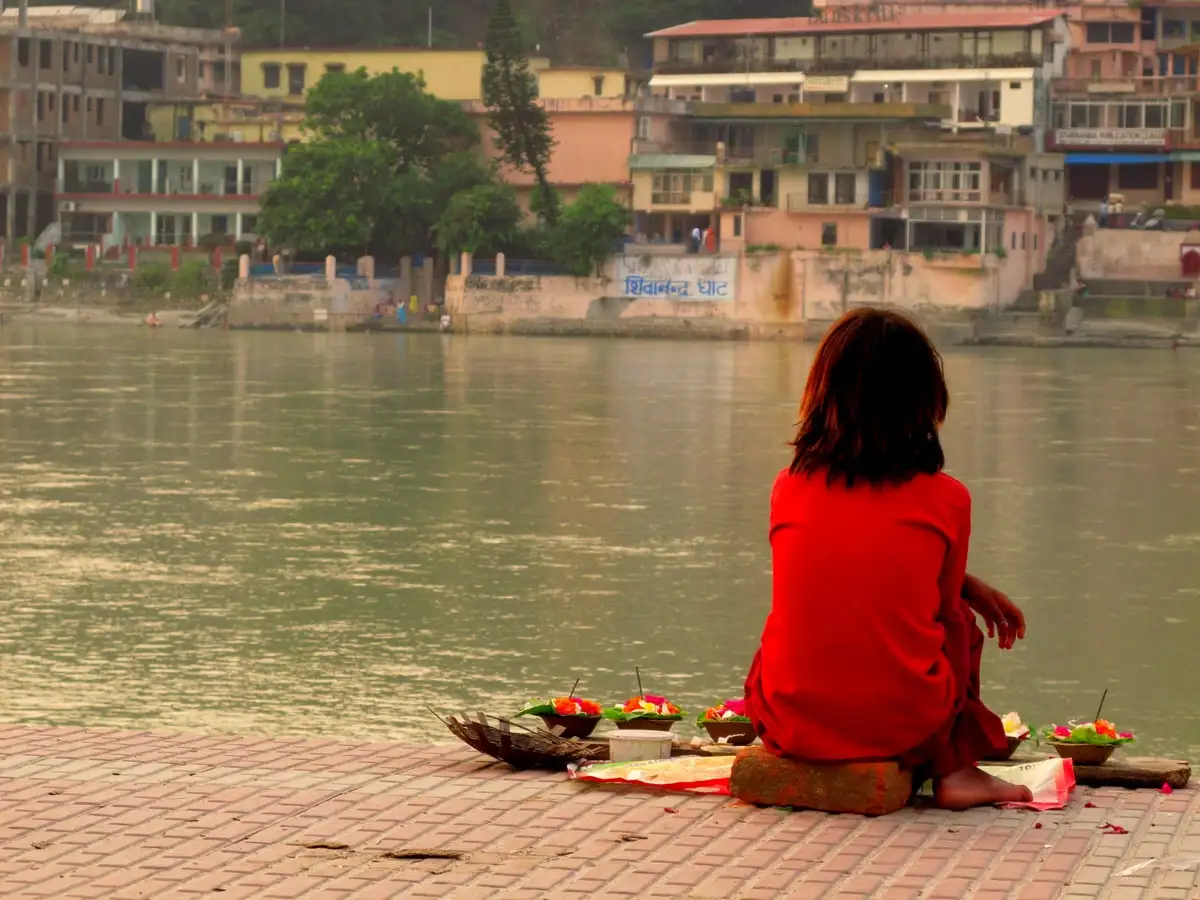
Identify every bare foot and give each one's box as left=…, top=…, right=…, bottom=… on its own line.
left=934, top=766, right=1034, bottom=811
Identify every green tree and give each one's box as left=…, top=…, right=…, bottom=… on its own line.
left=435, top=183, right=523, bottom=257
left=258, top=139, right=400, bottom=256
left=546, top=184, right=630, bottom=276
left=304, top=68, right=478, bottom=171
left=258, top=70, right=494, bottom=259
left=483, top=0, right=559, bottom=224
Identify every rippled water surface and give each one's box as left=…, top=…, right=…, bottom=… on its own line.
left=0, top=327, right=1197, bottom=756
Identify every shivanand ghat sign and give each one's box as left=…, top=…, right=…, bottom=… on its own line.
left=615, top=255, right=738, bottom=300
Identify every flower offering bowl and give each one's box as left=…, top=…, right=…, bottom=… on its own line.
left=1049, top=742, right=1115, bottom=766
left=701, top=720, right=757, bottom=745
left=537, top=714, right=601, bottom=740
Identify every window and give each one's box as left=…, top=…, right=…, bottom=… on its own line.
left=1069, top=103, right=1102, bottom=128
left=834, top=173, right=856, bottom=205
left=86, top=44, right=94, bottom=65
left=650, top=170, right=712, bottom=204
left=637, top=116, right=651, bottom=140
left=243, top=215, right=259, bottom=234
left=74, top=42, right=80, bottom=63
left=821, top=223, right=838, bottom=246
left=17, top=38, right=30, bottom=67
left=1091, top=59, right=1102, bottom=78
left=908, top=161, right=982, bottom=202
left=1021, top=233, right=1026, bottom=250
left=62, top=97, right=68, bottom=124
left=63, top=42, right=71, bottom=71
left=87, top=97, right=93, bottom=113
left=1145, top=104, right=1165, bottom=128
left=1011, top=231, right=1016, bottom=250
left=97, top=47, right=106, bottom=73
left=73, top=95, right=80, bottom=112
left=262, top=63, right=281, bottom=89
left=1009, top=81, right=1021, bottom=90
left=109, top=50, right=117, bottom=76
left=287, top=63, right=307, bottom=96
left=211, top=215, right=229, bottom=234
left=40, top=40, right=51, bottom=69
left=177, top=58, right=186, bottom=81
left=733, top=214, right=742, bottom=238
left=1164, top=19, right=1186, bottom=39
left=96, top=97, right=105, bottom=125
left=36, top=93, right=45, bottom=122
left=1118, top=104, right=1143, bottom=128
left=807, top=172, right=829, bottom=205
left=1111, top=23, right=1135, bottom=43
left=48, top=93, right=55, bottom=112
left=325, top=62, right=345, bottom=74
left=592, top=75, right=605, bottom=95
left=1086, top=22, right=1135, bottom=44
left=1034, top=234, right=1039, bottom=251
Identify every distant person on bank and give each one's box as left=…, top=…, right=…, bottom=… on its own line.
left=744, top=308, right=1033, bottom=811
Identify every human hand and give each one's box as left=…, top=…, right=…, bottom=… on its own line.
left=962, top=574, right=1026, bottom=650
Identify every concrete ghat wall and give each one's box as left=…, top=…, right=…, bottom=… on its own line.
left=229, top=276, right=396, bottom=330
left=1077, top=230, right=1189, bottom=282
left=449, top=250, right=1018, bottom=334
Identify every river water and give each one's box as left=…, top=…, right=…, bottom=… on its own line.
left=0, top=327, right=1197, bottom=758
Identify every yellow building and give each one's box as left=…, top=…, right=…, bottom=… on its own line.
left=241, top=49, right=540, bottom=102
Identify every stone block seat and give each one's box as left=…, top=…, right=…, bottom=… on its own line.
left=729, top=746, right=913, bottom=816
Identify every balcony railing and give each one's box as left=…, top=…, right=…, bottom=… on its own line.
left=1053, top=75, right=1200, bottom=96
left=688, top=101, right=950, bottom=121
left=654, top=52, right=1041, bottom=76
left=631, top=139, right=814, bottom=166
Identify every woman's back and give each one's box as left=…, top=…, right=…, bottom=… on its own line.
left=746, top=468, right=971, bottom=761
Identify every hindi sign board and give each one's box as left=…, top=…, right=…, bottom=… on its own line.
left=615, top=254, right=737, bottom=301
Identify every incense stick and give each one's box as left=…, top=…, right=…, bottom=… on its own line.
left=1094, top=689, right=1108, bottom=723
left=635, top=667, right=645, bottom=699
left=568, top=677, right=580, bottom=701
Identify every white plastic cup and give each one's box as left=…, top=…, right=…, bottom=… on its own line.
left=607, top=729, right=675, bottom=763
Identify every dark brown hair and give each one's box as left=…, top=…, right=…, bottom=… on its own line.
left=789, top=307, right=949, bottom=487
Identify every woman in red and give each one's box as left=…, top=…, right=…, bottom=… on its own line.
left=744, top=308, right=1032, bottom=810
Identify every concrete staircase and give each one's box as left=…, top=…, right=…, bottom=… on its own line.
left=1010, top=222, right=1082, bottom=311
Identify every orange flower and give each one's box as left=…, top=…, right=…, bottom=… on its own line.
left=704, top=707, right=722, bottom=721
left=622, top=698, right=643, bottom=713
left=1095, top=719, right=1117, bottom=738
left=552, top=698, right=579, bottom=715
left=664, top=702, right=680, bottom=715
left=577, top=699, right=602, bottom=716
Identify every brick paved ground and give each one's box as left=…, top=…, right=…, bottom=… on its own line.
left=0, top=725, right=1195, bottom=900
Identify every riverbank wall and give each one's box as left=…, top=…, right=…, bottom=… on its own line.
left=445, top=248, right=1197, bottom=346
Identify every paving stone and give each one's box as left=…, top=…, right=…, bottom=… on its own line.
left=0, top=726, right=1192, bottom=899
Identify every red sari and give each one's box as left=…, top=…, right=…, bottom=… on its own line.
left=744, top=469, right=1006, bottom=777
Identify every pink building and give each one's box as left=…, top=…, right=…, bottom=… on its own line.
left=465, top=96, right=676, bottom=213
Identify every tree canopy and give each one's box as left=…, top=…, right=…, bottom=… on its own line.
left=258, top=69, right=493, bottom=259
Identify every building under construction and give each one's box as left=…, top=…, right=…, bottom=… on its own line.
left=0, top=3, right=237, bottom=247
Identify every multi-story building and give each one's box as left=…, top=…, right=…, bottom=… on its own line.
left=1, top=5, right=236, bottom=245
left=1049, top=0, right=1200, bottom=209
left=55, top=139, right=282, bottom=250
left=632, top=6, right=1068, bottom=262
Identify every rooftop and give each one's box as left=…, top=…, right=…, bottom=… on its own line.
left=647, top=9, right=1064, bottom=39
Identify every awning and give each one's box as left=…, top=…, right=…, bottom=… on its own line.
left=1172, top=151, right=1200, bottom=162
left=1064, top=153, right=1166, bottom=165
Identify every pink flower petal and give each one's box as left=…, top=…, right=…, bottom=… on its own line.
left=1161, top=783, right=1174, bottom=794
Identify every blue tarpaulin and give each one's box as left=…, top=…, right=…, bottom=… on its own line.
left=1064, top=154, right=1166, bottom=165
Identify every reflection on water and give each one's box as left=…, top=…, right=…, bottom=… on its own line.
left=0, top=328, right=1197, bottom=758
